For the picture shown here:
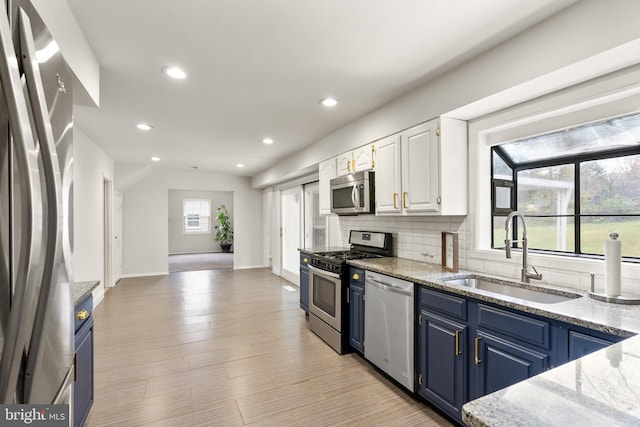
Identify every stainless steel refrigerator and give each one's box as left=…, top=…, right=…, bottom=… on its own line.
left=0, top=0, right=74, bottom=411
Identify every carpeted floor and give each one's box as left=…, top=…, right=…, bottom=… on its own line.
left=168, top=252, right=234, bottom=272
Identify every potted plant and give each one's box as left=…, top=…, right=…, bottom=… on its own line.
left=215, top=204, right=234, bottom=253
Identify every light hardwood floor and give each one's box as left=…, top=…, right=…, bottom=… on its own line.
left=86, top=268, right=453, bottom=426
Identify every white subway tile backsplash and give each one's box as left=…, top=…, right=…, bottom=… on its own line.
left=331, top=213, right=639, bottom=291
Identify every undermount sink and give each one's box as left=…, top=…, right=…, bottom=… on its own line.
left=441, top=275, right=582, bottom=304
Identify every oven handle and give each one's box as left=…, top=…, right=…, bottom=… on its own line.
left=366, top=277, right=413, bottom=296
left=308, top=264, right=341, bottom=280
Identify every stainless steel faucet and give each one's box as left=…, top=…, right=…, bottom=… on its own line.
left=504, top=211, right=542, bottom=283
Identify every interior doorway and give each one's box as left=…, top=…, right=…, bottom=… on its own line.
left=103, top=178, right=113, bottom=289
left=167, top=189, right=234, bottom=273
left=281, top=185, right=302, bottom=284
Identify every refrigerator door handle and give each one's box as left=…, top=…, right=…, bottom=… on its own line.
left=18, top=8, right=66, bottom=401
left=0, top=5, right=43, bottom=403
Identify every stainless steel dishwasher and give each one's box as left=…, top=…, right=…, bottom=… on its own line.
left=364, top=270, right=414, bottom=391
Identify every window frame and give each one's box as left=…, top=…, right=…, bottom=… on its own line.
left=492, top=141, right=640, bottom=261
left=182, top=198, right=212, bottom=235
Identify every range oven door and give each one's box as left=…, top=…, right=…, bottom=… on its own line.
left=308, top=265, right=342, bottom=331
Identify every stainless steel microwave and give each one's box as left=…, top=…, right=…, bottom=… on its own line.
left=330, top=170, right=375, bottom=215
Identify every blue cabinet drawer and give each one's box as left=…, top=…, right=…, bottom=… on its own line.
left=419, top=287, right=467, bottom=320
left=476, top=304, right=550, bottom=350
left=300, top=253, right=310, bottom=265
left=349, top=267, right=365, bottom=287
left=74, top=295, right=93, bottom=334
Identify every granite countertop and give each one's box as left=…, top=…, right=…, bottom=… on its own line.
left=347, top=257, right=640, bottom=426
left=73, top=280, right=100, bottom=306
left=348, top=257, right=640, bottom=336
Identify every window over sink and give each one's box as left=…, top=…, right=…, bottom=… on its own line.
left=491, top=112, right=640, bottom=259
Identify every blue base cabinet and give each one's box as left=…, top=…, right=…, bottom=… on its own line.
left=472, top=330, right=548, bottom=398
left=417, top=309, right=468, bottom=420
left=416, top=284, right=628, bottom=424
left=349, top=267, right=365, bottom=353
left=74, top=295, right=94, bottom=427
left=300, top=253, right=309, bottom=314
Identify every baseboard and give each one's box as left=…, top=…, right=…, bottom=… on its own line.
left=234, top=264, right=268, bottom=270
left=120, top=271, right=169, bottom=278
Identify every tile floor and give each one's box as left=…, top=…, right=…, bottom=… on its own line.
left=85, top=268, right=452, bottom=426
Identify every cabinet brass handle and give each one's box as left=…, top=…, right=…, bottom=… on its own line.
left=303, top=257, right=308, bottom=263
left=347, top=159, right=351, bottom=172
left=475, top=337, right=481, bottom=364
left=393, top=193, right=398, bottom=209
left=403, top=192, right=408, bottom=208
left=351, top=159, right=355, bottom=171
left=352, top=273, right=360, bottom=280
left=455, top=330, right=461, bottom=356
left=347, top=288, right=350, bottom=304
left=418, top=374, right=422, bottom=385
left=76, top=309, right=89, bottom=320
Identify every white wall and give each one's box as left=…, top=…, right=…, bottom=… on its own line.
left=253, top=0, right=640, bottom=188
left=168, top=189, right=233, bottom=254
left=121, top=168, right=263, bottom=276
left=73, top=128, right=114, bottom=305
left=31, top=0, right=100, bottom=106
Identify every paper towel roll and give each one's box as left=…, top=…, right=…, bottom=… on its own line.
left=605, top=232, right=621, bottom=297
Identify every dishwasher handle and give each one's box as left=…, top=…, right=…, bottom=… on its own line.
left=366, top=277, right=413, bottom=296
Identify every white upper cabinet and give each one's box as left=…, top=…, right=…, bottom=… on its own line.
left=376, top=117, right=467, bottom=216
left=318, top=157, right=337, bottom=215
left=401, top=121, right=439, bottom=213
left=375, top=134, right=402, bottom=214
left=336, top=143, right=375, bottom=176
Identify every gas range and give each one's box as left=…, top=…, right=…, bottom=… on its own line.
left=310, top=250, right=383, bottom=274
left=307, top=230, right=392, bottom=354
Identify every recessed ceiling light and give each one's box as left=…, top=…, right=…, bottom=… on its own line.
left=162, top=66, right=187, bottom=79
left=136, top=123, right=153, bottom=131
left=236, top=163, right=245, bottom=168
left=320, top=97, right=338, bottom=107
left=262, top=137, right=274, bottom=145
left=151, top=156, right=160, bottom=162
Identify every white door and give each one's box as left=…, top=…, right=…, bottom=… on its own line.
left=114, top=190, right=123, bottom=282
left=281, top=186, right=302, bottom=284
left=401, top=120, right=439, bottom=213
left=375, top=134, right=402, bottom=214
left=103, top=179, right=113, bottom=288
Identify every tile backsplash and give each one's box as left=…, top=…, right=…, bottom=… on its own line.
left=330, top=214, right=468, bottom=266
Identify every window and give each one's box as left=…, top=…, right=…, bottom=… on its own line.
left=491, top=112, right=640, bottom=259
left=183, top=199, right=211, bottom=234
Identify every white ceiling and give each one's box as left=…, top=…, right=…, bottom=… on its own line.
left=67, top=0, right=577, bottom=178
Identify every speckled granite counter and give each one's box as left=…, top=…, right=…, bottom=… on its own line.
left=348, top=257, right=640, bottom=336
left=73, top=281, right=99, bottom=306
left=347, top=257, right=640, bottom=426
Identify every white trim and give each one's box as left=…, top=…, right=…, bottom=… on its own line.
left=233, top=264, right=269, bottom=270
left=121, top=271, right=168, bottom=278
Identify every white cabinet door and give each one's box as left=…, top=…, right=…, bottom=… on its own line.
left=375, top=134, right=402, bottom=214
left=336, top=153, right=352, bottom=176
left=319, top=158, right=337, bottom=215
left=353, top=143, right=375, bottom=172
left=401, top=120, right=439, bottom=213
